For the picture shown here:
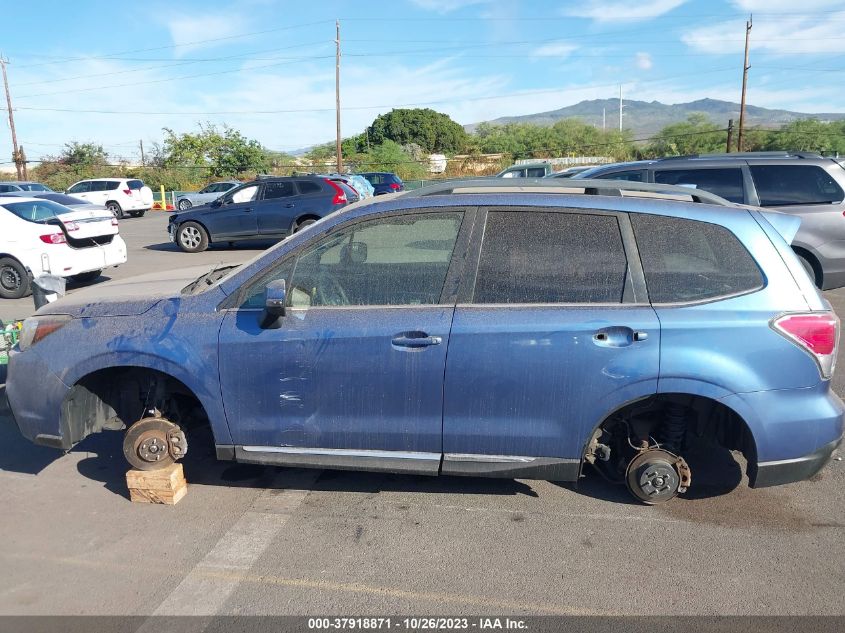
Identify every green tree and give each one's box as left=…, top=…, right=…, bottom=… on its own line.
left=367, top=108, right=467, bottom=153
left=644, top=114, right=727, bottom=157
left=58, top=142, right=109, bottom=166
left=161, top=123, right=269, bottom=177
left=355, top=140, right=427, bottom=180
left=763, top=119, right=845, bottom=154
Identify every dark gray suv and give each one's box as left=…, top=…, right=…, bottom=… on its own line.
left=575, top=152, right=845, bottom=289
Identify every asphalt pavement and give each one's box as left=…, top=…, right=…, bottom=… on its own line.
left=0, top=212, right=843, bottom=617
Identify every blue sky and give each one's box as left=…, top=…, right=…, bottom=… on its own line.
left=2, top=0, right=845, bottom=164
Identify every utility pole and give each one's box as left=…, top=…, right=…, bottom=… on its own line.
left=335, top=19, right=342, bottom=173
left=602, top=107, right=606, bottom=130
left=139, top=139, right=145, bottom=166
left=618, top=85, right=624, bottom=132
left=0, top=56, right=23, bottom=180
left=737, top=15, right=752, bottom=152
left=726, top=119, right=734, bottom=153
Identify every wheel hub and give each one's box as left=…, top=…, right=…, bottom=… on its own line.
left=123, top=417, right=188, bottom=471
left=625, top=448, right=691, bottom=504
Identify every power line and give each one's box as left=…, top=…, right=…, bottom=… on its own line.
left=11, top=20, right=335, bottom=70
left=1, top=66, right=736, bottom=116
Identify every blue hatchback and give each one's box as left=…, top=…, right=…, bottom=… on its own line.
left=6, top=180, right=843, bottom=503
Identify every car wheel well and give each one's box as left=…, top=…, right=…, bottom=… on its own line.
left=582, top=393, right=757, bottom=481
left=62, top=367, right=210, bottom=446
left=292, top=214, right=320, bottom=230
left=791, top=246, right=822, bottom=287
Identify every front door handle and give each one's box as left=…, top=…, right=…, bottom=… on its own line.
left=284, top=203, right=295, bottom=208
left=392, top=331, right=443, bottom=348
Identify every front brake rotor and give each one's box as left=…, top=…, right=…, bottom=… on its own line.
left=123, top=417, right=187, bottom=471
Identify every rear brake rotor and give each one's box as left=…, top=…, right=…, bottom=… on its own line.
left=625, top=448, right=690, bottom=505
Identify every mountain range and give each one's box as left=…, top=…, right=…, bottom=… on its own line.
left=465, top=98, right=845, bottom=138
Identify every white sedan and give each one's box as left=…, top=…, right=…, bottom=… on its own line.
left=0, top=196, right=127, bottom=299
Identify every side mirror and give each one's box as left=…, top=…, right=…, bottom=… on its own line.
left=259, top=279, right=286, bottom=329
left=211, top=198, right=223, bottom=207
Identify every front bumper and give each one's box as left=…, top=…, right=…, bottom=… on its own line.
left=5, top=347, right=71, bottom=449
left=752, top=437, right=842, bottom=488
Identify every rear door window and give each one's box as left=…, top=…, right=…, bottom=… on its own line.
left=525, top=167, right=547, bottom=177
left=750, top=165, right=844, bottom=206
left=654, top=168, right=745, bottom=203
left=631, top=213, right=763, bottom=303
left=472, top=211, right=628, bottom=304
left=263, top=181, right=295, bottom=199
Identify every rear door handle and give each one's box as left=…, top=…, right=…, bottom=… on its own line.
left=392, top=332, right=443, bottom=348
left=284, top=203, right=295, bottom=208
left=593, top=326, right=648, bottom=347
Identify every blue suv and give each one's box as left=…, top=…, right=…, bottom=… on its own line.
left=5, top=180, right=843, bottom=504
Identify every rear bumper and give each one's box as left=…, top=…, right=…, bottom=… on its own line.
left=751, top=437, right=842, bottom=488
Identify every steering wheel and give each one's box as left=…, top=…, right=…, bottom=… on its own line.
left=315, top=272, right=349, bottom=306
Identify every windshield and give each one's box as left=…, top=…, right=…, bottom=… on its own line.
left=2, top=199, right=76, bottom=221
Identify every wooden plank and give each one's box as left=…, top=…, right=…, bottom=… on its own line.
left=126, top=463, right=187, bottom=505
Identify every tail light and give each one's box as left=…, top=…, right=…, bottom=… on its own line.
left=63, top=221, right=79, bottom=232
left=772, top=312, right=839, bottom=379
left=123, top=188, right=132, bottom=195
left=389, top=182, right=401, bottom=190
left=39, top=233, right=67, bottom=244
left=325, top=179, right=347, bottom=205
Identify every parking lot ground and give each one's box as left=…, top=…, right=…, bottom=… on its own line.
left=0, top=213, right=844, bottom=616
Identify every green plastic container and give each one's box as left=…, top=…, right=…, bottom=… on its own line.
left=1, top=322, right=22, bottom=365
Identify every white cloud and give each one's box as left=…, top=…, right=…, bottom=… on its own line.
left=683, top=9, right=845, bottom=55
left=408, top=0, right=490, bottom=13
left=635, top=52, right=653, bottom=70
left=531, top=41, right=578, bottom=59
left=731, top=0, right=845, bottom=10
left=164, top=13, right=250, bottom=55
left=564, top=0, right=687, bottom=22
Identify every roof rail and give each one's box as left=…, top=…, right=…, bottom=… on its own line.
left=661, top=151, right=823, bottom=160
left=400, top=178, right=734, bottom=206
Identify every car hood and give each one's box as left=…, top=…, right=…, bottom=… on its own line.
left=37, top=264, right=220, bottom=318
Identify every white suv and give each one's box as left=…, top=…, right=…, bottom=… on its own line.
left=66, top=178, right=153, bottom=219
left=0, top=196, right=127, bottom=299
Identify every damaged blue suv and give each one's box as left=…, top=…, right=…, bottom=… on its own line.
left=5, top=179, right=843, bottom=504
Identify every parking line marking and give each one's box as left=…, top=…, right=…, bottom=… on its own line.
left=138, top=469, right=319, bottom=623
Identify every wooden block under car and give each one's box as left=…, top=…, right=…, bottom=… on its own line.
left=126, top=463, right=188, bottom=505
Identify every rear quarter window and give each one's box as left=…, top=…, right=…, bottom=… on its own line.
left=127, top=180, right=144, bottom=190
left=631, top=213, right=763, bottom=303
left=296, top=181, right=322, bottom=194
left=750, top=165, right=844, bottom=206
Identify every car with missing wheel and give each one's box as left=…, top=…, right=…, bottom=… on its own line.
left=168, top=175, right=351, bottom=253
left=0, top=195, right=126, bottom=299
left=4, top=180, right=842, bottom=503
left=65, top=178, right=153, bottom=219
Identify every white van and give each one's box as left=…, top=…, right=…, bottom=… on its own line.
left=0, top=196, right=127, bottom=299
left=66, top=178, right=154, bottom=219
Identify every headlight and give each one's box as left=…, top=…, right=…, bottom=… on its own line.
left=18, top=315, right=72, bottom=351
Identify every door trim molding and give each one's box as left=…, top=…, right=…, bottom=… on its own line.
left=234, top=446, right=441, bottom=476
